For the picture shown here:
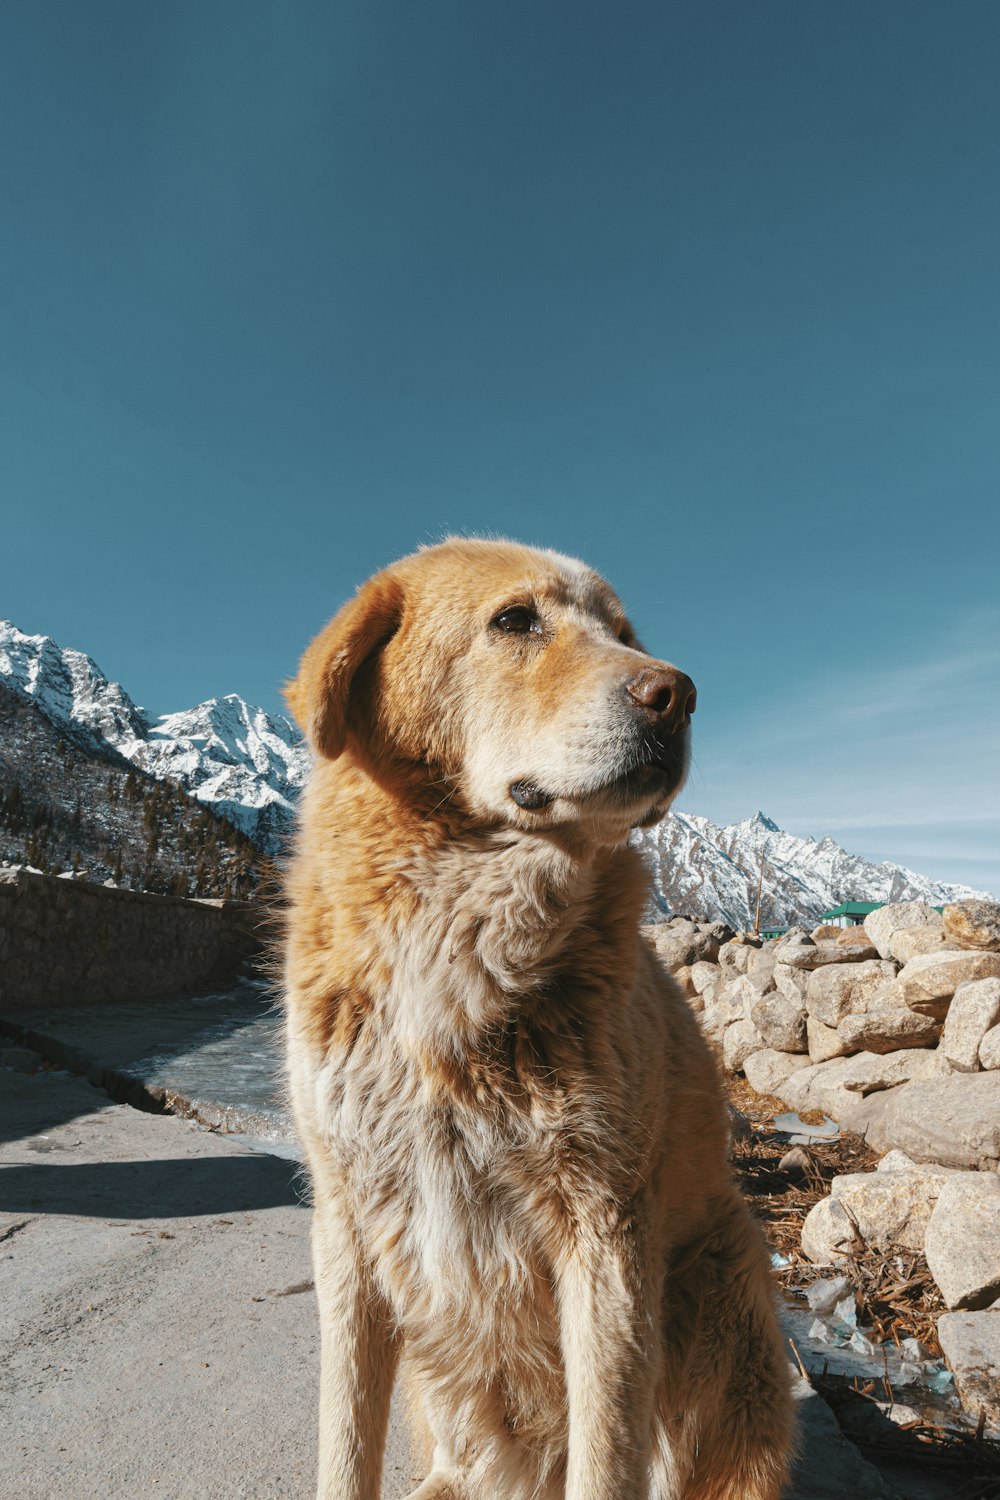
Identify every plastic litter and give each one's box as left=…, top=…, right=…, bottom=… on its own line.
left=802, top=1287, right=864, bottom=1349
left=805, top=1276, right=851, bottom=1317
left=773, top=1111, right=840, bottom=1143
left=832, top=1293, right=857, bottom=1330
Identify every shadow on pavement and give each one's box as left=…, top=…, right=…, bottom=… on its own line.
left=0, top=1067, right=120, bottom=1146
left=0, top=1152, right=305, bottom=1219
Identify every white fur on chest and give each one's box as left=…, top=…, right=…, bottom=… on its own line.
left=306, top=832, right=605, bottom=1338
left=315, top=1034, right=552, bottom=1323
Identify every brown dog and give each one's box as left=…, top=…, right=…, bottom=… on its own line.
left=283, top=539, right=793, bottom=1499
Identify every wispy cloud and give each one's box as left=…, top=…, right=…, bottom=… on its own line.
left=689, top=610, right=1000, bottom=893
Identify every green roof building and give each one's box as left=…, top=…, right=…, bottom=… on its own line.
left=818, top=901, right=884, bottom=928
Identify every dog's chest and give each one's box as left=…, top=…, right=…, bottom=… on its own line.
left=320, top=1041, right=575, bottom=1324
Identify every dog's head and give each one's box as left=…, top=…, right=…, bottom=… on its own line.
left=287, top=538, right=695, bottom=840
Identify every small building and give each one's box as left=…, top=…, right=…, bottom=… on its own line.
left=818, top=901, right=884, bottom=928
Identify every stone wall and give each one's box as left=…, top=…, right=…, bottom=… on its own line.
left=0, top=869, right=265, bottom=1010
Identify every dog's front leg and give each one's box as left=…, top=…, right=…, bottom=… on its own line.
left=556, top=1235, right=656, bottom=1500
left=313, top=1191, right=400, bottom=1500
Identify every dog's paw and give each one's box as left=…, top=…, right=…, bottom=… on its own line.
left=404, top=1473, right=464, bottom=1500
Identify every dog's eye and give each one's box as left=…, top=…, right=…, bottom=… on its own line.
left=491, top=606, right=541, bottom=635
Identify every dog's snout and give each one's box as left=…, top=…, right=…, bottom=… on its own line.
left=625, top=666, right=697, bottom=733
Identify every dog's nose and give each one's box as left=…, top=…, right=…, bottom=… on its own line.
left=625, top=666, right=697, bottom=733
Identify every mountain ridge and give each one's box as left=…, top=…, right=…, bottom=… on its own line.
left=1, top=618, right=991, bottom=918
left=633, top=808, right=990, bottom=929
left=0, top=621, right=308, bottom=853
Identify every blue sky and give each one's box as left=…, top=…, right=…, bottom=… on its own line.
left=1, top=2, right=998, bottom=893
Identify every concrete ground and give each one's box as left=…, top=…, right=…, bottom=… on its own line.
left=0, top=1064, right=417, bottom=1499
left=1, top=1001, right=904, bottom=1498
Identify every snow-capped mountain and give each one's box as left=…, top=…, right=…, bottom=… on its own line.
left=127, top=696, right=310, bottom=850
left=1, top=619, right=992, bottom=909
left=0, top=621, right=309, bottom=852
left=0, top=620, right=149, bottom=747
left=635, top=811, right=991, bottom=929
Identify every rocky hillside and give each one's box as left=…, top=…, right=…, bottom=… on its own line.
left=0, top=621, right=307, bottom=853
left=0, top=682, right=261, bottom=898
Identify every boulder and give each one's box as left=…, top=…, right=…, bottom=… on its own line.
left=811, top=924, right=842, bottom=941
left=738, top=964, right=778, bottom=1001
left=940, top=978, right=1000, bottom=1072
left=648, top=924, right=724, bottom=971
left=727, top=975, right=767, bottom=1015
left=800, top=1195, right=864, bottom=1263
left=839, top=1049, right=942, bottom=1096
left=866, top=1072, right=1000, bottom=1169
left=891, top=950, right=1000, bottom=1021
left=828, top=1164, right=956, bottom=1251
left=721, top=1018, right=766, bottom=1074
left=717, top=940, right=752, bottom=979
left=890, top=927, right=957, bottom=965
left=751, top=993, right=807, bottom=1053
left=864, top=902, right=943, bottom=960
left=835, top=927, right=872, bottom=947
left=699, top=979, right=720, bottom=1010
left=777, top=1054, right=938, bottom=1137
left=743, top=1048, right=812, bottom=1097
left=774, top=962, right=810, bottom=1003
left=805, top=960, right=898, bottom=1026
left=778, top=942, right=878, bottom=971
left=690, top=926, right=725, bottom=965
left=980, top=1025, right=1000, bottom=1070
left=777, top=1144, right=812, bottom=1177
left=745, top=946, right=779, bottom=978
left=807, top=1014, right=852, bottom=1063
left=876, top=1149, right=925, bottom=1172
left=701, top=919, right=736, bottom=946
left=778, top=926, right=812, bottom=945
left=688, top=960, right=721, bottom=996
left=937, top=1311, right=1000, bottom=1429
left=924, top=1175, right=1000, bottom=1309
left=701, top=981, right=747, bottom=1039
left=837, top=1008, right=941, bottom=1054
left=943, top=899, right=1000, bottom=953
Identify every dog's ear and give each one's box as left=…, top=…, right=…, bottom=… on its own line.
left=286, top=572, right=405, bottom=760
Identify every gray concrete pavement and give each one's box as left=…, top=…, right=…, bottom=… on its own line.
left=0, top=1012, right=906, bottom=1498
left=0, top=1065, right=414, bottom=1499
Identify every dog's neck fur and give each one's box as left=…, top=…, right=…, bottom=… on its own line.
left=290, top=754, right=650, bottom=1061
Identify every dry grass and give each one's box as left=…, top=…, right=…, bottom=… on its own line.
left=726, top=1074, right=944, bottom=1350
left=726, top=1075, right=1000, bottom=1482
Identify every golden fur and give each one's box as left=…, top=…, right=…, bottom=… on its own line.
left=283, top=539, right=793, bottom=1499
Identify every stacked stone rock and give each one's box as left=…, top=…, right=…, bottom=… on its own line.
left=648, top=898, right=1000, bottom=1430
